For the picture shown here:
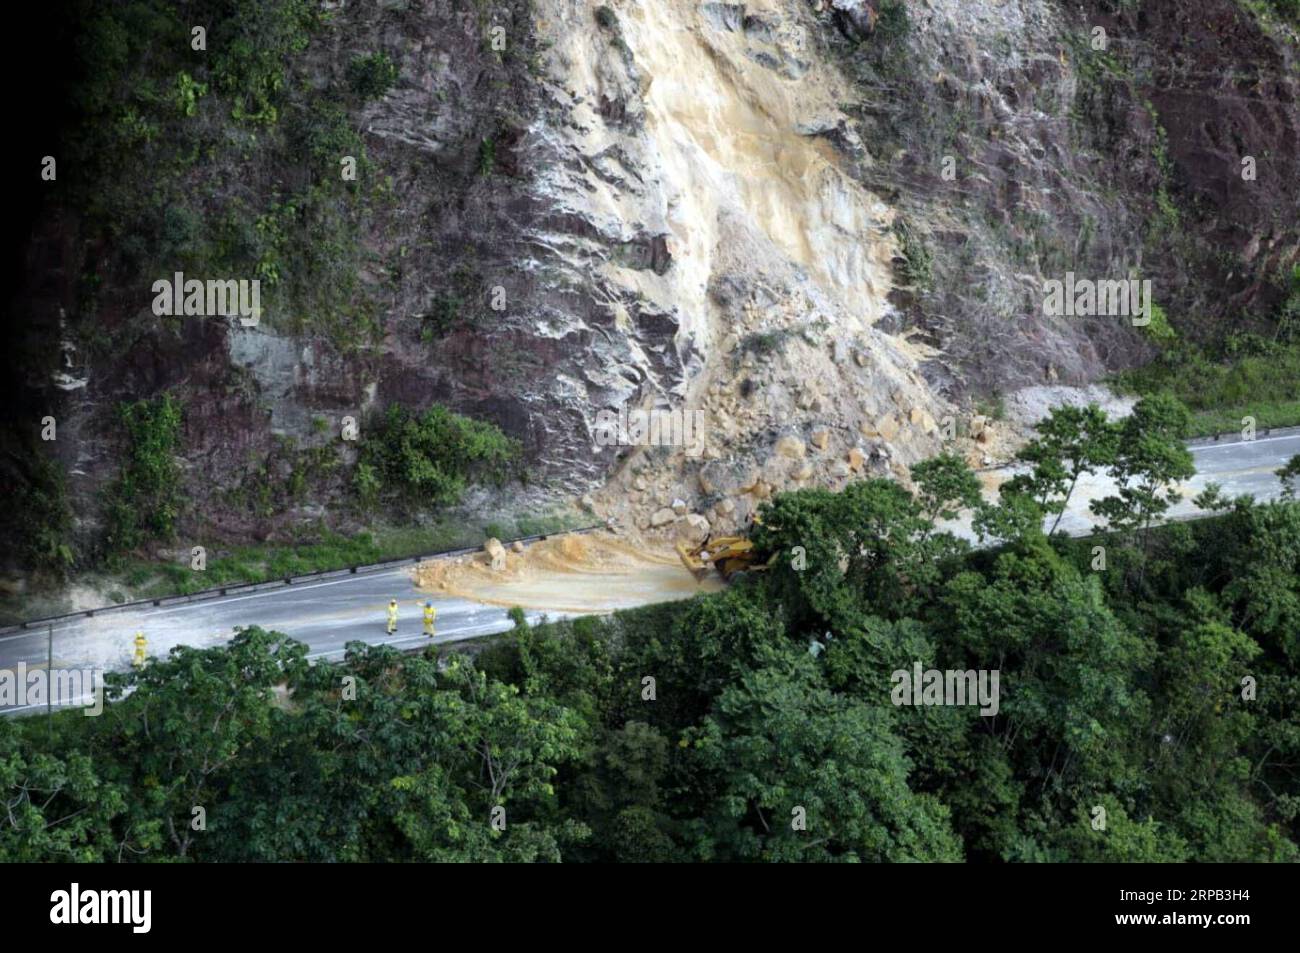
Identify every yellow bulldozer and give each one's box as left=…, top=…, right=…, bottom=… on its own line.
left=676, top=534, right=772, bottom=583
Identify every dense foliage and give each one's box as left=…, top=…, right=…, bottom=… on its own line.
left=5, top=398, right=1299, bottom=862
left=58, top=0, right=380, bottom=346
left=102, top=395, right=185, bottom=554
left=354, top=403, right=522, bottom=510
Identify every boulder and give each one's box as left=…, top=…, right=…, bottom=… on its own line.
left=831, top=0, right=878, bottom=43
left=678, top=513, right=711, bottom=544
left=484, top=538, right=507, bottom=572
left=650, top=507, right=677, bottom=527
left=774, top=435, right=807, bottom=458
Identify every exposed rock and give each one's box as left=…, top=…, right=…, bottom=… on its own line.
left=678, top=513, right=711, bottom=544
left=650, top=507, right=677, bottom=528
left=484, top=538, right=507, bottom=572
left=12, top=0, right=1298, bottom=573
left=774, top=436, right=807, bottom=459
left=830, top=0, right=878, bottom=43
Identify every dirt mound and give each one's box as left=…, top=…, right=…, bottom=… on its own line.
left=411, top=532, right=720, bottom=614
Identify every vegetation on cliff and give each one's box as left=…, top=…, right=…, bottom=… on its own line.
left=6, top=397, right=1299, bottom=862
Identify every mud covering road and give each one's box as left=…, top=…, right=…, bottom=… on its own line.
left=411, top=532, right=722, bottom=614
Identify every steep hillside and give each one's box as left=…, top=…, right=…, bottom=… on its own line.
left=3, top=0, right=1298, bottom=599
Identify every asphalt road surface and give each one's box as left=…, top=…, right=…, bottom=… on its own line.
left=945, top=429, right=1300, bottom=539
left=0, top=565, right=570, bottom=714
left=5, top=428, right=1299, bottom=714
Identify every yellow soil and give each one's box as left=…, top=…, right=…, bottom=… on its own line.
left=411, top=532, right=722, bottom=614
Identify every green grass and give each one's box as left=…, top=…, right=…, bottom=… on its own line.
left=973, top=393, right=1007, bottom=422
left=0, top=509, right=587, bottom=624
left=124, top=512, right=585, bottom=599
left=1114, top=338, right=1300, bottom=436
left=1174, top=401, right=1300, bottom=438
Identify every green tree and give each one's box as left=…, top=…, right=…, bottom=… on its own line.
left=1277, top=454, right=1300, bottom=500
left=1047, top=797, right=1190, bottom=862
left=1091, top=394, right=1195, bottom=544
left=691, top=646, right=962, bottom=862
left=910, top=451, right=982, bottom=529
left=1003, top=403, right=1117, bottom=535
left=95, top=626, right=306, bottom=858
left=0, top=720, right=126, bottom=862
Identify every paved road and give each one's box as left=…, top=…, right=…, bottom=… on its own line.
left=0, top=564, right=571, bottom=714
left=5, top=428, right=1299, bottom=715
left=944, top=429, right=1300, bottom=539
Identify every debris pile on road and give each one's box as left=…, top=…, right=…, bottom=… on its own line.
left=411, top=532, right=720, bottom=613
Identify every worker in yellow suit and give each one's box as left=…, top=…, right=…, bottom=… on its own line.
left=423, top=601, right=437, bottom=638
left=386, top=599, right=399, bottom=635
left=132, top=631, right=147, bottom=669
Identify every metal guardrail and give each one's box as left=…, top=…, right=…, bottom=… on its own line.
left=9, top=425, right=1296, bottom=637
left=1184, top=424, right=1300, bottom=448
left=0, top=524, right=605, bottom=638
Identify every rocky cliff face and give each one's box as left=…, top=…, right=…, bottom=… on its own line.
left=4, top=0, right=1299, bottom=564
left=848, top=0, right=1300, bottom=395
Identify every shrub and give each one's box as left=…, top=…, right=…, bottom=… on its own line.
left=478, top=136, right=497, bottom=176
left=875, top=0, right=911, bottom=42
left=356, top=403, right=521, bottom=509
left=13, top=451, right=76, bottom=573
left=595, top=6, right=618, bottom=30
left=348, top=52, right=398, bottom=101
left=103, top=395, right=185, bottom=553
